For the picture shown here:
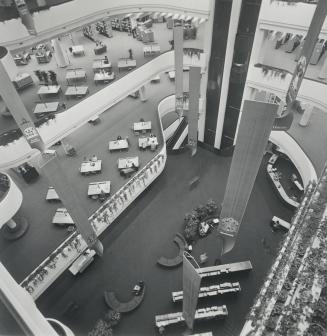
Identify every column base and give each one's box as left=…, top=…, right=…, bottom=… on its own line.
left=1, top=217, right=29, bottom=240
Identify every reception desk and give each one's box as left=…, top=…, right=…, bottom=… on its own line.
left=267, top=154, right=299, bottom=208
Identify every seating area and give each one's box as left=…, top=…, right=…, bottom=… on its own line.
left=157, top=233, right=188, bottom=268
left=104, top=284, right=146, bottom=313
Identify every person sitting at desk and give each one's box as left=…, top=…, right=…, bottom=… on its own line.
left=117, top=135, right=122, bottom=140
left=104, top=55, right=109, bottom=64
left=91, top=155, right=98, bottom=162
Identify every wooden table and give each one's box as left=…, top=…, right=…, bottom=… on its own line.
left=94, top=72, right=115, bottom=84
left=37, top=85, right=61, bottom=98
left=88, top=181, right=111, bottom=198
left=143, top=44, right=161, bottom=56
left=133, top=121, right=152, bottom=132
left=118, top=58, right=137, bottom=72
left=138, top=136, right=158, bottom=150
left=65, top=86, right=89, bottom=99
left=69, top=249, right=96, bottom=275
left=65, top=70, right=86, bottom=84
left=92, top=60, right=112, bottom=72
left=80, top=160, right=102, bottom=175
left=109, top=139, right=129, bottom=151
left=34, top=102, right=59, bottom=116
left=46, top=186, right=60, bottom=202
left=72, top=45, right=85, bottom=56
left=117, top=156, right=139, bottom=169
left=52, top=208, right=74, bottom=226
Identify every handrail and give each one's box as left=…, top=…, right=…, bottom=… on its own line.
left=0, top=50, right=205, bottom=171
left=19, top=92, right=179, bottom=300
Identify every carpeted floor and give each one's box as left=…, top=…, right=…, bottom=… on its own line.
left=27, top=149, right=293, bottom=336
left=0, top=72, right=193, bottom=283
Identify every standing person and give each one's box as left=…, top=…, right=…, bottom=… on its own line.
left=128, top=48, right=133, bottom=60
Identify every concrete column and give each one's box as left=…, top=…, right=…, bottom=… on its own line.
left=0, top=46, right=44, bottom=152
left=318, top=55, right=327, bottom=79
left=299, top=104, right=314, bottom=127
left=139, top=86, right=147, bottom=102
left=214, top=0, right=243, bottom=149
left=173, top=25, right=184, bottom=117
left=219, top=101, right=278, bottom=255
left=188, top=67, right=201, bottom=155
left=198, top=0, right=215, bottom=142
left=6, top=218, right=17, bottom=229
left=0, top=48, right=18, bottom=80
left=52, top=38, right=69, bottom=68
left=0, top=263, right=58, bottom=335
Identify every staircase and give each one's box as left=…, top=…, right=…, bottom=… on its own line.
left=166, top=116, right=188, bottom=153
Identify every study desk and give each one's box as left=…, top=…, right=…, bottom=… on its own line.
left=118, top=58, right=137, bottom=72
left=37, top=85, right=61, bottom=98
left=138, top=136, right=158, bottom=150
left=109, top=139, right=129, bottom=151
left=12, top=73, right=33, bottom=90
left=65, top=86, right=89, bottom=99
left=69, top=249, right=96, bottom=275
left=34, top=102, right=59, bottom=116
left=72, top=45, right=85, bottom=56
left=36, top=51, right=51, bottom=64
left=92, top=60, right=112, bottom=72
left=46, top=186, right=60, bottom=202
left=133, top=121, right=152, bottom=132
left=94, top=44, right=107, bottom=55
left=94, top=72, right=115, bottom=84
left=143, top=44, right=161, bottom=56
left=88, top=181, right=111, bottom=198
left=65, top=70, right=87, bottom=84
left=52, top=208, right=74, bottom=226
left=80, top=160, right=102, bottom=175
left=117, top=156, right=139, bottom=169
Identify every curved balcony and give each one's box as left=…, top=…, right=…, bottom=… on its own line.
left=0, top=173, right=23, bottom=228
left=19, top=89, right=185, bottom=300
left=1, top=0, right=210, bottom=50
left=247, top=66, right=327, bottom=113
left=259, top=1, right=327, bottom=38
left=0, top=50, right=206, bottom=171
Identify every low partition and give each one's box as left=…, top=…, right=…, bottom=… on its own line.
left=266, top=154, right=299, bottom=208
left=20, top=92, right=178, bottom=300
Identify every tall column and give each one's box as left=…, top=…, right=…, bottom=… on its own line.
left=52, top=38, right=69, bottom=68
left=0, top=263, right=58, bottom=335
left=219, top=100, right=278, bottom=255
left=0, top=46, right=102, bottom=256
left=1, top=49, right=18, bottom=80
left=213, top=0, right=243, bottom=149
left=198, top=0, right=215, bottom=142
left=188, top=67, right=201, bottom=156
left=6, top=219, right=17, bottom=229
left=173, top=24, right=184, bottom=117
left=318, top=56, right=327, bottom=79
left=139, top=85, right=147, bottom=102
left=299, top=104, right=314, bottom=127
